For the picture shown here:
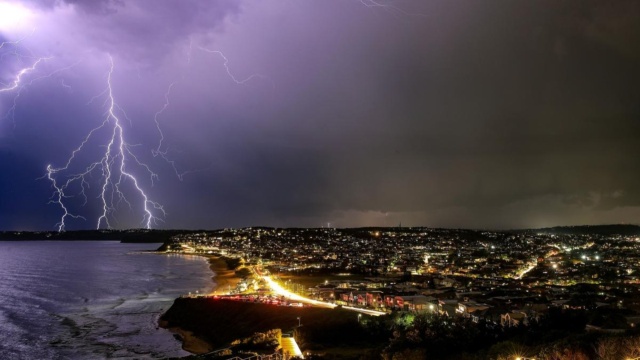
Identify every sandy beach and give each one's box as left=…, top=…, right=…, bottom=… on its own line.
left=206, top=255, right=243, bottom=295
left=160, top=254, right=244, bottom=354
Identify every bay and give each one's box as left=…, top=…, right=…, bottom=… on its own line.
left=0, top=241, right=214, bottom=359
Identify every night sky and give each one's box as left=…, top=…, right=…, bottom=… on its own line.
left=1, top=0, right=639, bottom=231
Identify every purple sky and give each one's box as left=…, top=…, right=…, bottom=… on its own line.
left=1, top=0, right=639, bottom=231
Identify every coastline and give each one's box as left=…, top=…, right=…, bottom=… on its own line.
left=159, top=253, right=243, bottom=355
left=160, top=325, right=214, bottom=354
left=206, top=255, right=243, bottom=295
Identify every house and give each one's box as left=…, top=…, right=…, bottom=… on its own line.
left=501, top=311, right=528, bottom=327
left=438, top=299, right=458, bottom=317
left=456, top=301, right=491, bottom=323
left=315, top=284, right=337, bottom=302
left=394, top=295, right=431, bottom=311
left=366, top=291, right=384, bottom=308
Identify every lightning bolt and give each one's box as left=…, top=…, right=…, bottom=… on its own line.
left=46, top=55, right=164, bottom=231
left=150, top=81, right=192, bottom=180
left=0, top=29, right=34, bottom=55
left=46, top=44, right=270, bottom=230
left=187, top=38, right=194, bottom=65
left=150, top=44, right=271, bottom=181
left=0, top=58, right=83, bottom=128
left=0, top=31, right=78, bottom=127
left=359, top=0, right=389, bottom=8
left=0, top=30, right=44, bottom=93
left=0, top=56, right=50, bottom=93
left=197, top=46, right=269, bottom=85
left=61, top=78, right=71, bottom=90
left=358, top=0, right=425, bottom=17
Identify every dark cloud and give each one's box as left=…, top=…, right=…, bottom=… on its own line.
left=59, top=0, right=123, bottom=14
left=0, top=0, right=639, bottom=230
left=31, top=0, right=241, bottom=62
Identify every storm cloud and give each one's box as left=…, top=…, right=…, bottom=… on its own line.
left=1, top=0, right=639, bottom=230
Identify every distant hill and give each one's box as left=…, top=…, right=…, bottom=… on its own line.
left=0, top=229, right=203, bottom=243
left=522, top=224, right=640, bottom=236
left=3, top=224, right=639, bottom=242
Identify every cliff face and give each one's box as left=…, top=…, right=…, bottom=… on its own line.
left=160, top=298, right=306, bottom=349
left=159, top=298, right=374, bottom=350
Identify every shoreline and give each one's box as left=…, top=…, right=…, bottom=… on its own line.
left=206, top=255, right=243, bottom=296
left=159, top=253, right=243, bottom=355
left=160, top=323, right=215, bottom=354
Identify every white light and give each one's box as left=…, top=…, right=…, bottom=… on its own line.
left=0, top=2, right=32, bottom=31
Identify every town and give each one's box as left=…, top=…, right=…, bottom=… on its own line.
left=160, top=225, right=640, bottom=359
left=168, top=226, right=640, bottom=316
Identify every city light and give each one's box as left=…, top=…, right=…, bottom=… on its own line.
left=262, top=275, right=385, bottom=316
left=162, top=226, right=640, bottom=357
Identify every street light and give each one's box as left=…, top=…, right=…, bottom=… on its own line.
left=358, top=314, right=362, bottom=323
left=297, top=316, right=301, bottom=327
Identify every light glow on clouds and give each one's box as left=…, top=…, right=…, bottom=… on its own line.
left=0, top=1, right=33, bottom=32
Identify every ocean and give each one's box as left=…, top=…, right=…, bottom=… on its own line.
left=0, top=241, right=214, bottom=359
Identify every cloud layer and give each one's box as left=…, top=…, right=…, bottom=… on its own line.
left=1, top=0, right=639, bottom=230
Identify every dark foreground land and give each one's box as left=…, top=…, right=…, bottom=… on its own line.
left=160, top=297, right=640, bottom=360
left=160, top=298, right=382, bottom=358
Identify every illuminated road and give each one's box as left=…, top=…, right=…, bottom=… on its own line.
left=261, top=275, right=386, bottom=316
left=515, top=262, right=537, bottom=280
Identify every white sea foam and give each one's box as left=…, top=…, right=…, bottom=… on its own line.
left=0, top=241, right=214, bottom=359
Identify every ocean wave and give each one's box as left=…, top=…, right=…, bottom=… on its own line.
left=0, top=242, right=211, bottom=359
